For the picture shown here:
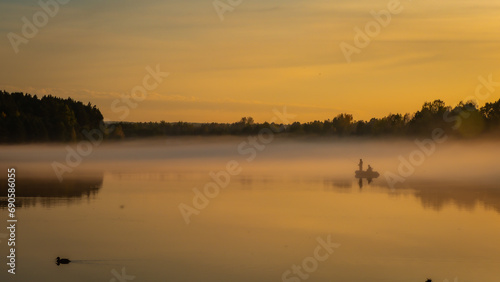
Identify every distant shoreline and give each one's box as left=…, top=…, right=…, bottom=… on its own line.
left=1, top=91, right=499, bottom=143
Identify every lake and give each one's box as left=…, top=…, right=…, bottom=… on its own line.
left=0, top=137, right=499, bottom=281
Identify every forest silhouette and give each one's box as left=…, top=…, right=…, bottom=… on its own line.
left=0, top=91, right=103, bottom=142
left=1, top=91, right=499, bottom=143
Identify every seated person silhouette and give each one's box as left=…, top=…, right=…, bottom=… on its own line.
left=367, top=165, right=373, bottom=172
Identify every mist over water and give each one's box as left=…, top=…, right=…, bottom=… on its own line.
left=3, top=136, right=500, bottom=216
left=1, top=137, right=499, bottom=182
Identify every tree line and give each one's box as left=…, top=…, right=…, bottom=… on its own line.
left=1, top=90, right=500, bottom=143
left=116, top=99, right=500, bottom=138
left=0, top=91, right=103, bottom=143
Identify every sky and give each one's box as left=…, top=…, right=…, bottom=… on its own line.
left=1, top=0, right=500, bottom=123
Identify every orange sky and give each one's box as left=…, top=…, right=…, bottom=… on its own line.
left=1, top=0, right=500, bottom=123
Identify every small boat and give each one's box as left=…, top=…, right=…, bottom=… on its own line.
left=355, top=170, right=380, bottom=179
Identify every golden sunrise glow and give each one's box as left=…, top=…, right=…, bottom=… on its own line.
left=1, top=0, right=500, bottom=122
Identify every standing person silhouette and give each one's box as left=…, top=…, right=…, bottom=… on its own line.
left=358, top=159, right=363, bottom=171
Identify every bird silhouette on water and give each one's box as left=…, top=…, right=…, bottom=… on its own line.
left=56, top=257, right=71, bottom=266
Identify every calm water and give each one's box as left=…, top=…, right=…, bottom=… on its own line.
left=0, top=138, right=499, bottom=281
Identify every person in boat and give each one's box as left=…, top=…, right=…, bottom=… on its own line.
left=358, top=159, right=363, bottom=171
left=367, top=165, right=373, bottom=172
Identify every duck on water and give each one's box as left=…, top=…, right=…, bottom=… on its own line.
left=56, top=257, right=71, bottom=265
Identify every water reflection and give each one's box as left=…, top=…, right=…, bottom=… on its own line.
left=323, top=176, right=500, bottom=214
left=106, top=170, right=500, bottom=215
left=0, top=172, right=103, bottom=208
left=0, top=170, right=497, bottom=281
left=5, top=167, right=495, bottom=215
left=404, top=181, right=500, bottom=214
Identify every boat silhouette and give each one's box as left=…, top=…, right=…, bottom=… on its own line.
left=355, top=159, right=379, bottom=188
left=355, top=170, right=380, bottom=179
left=355, top=159, right=380, bottom=179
